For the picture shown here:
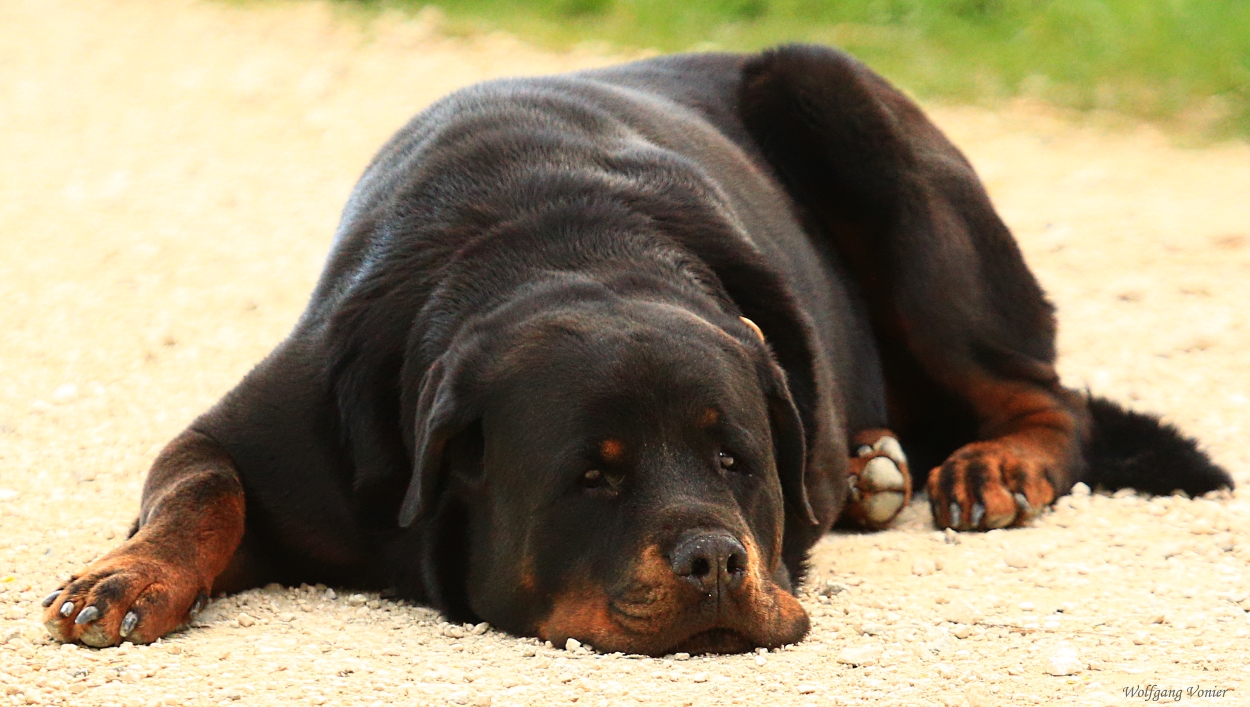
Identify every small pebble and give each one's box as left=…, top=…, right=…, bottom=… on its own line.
left=836, top=644, right=881, bottom=666
left=952, top=625, right=972, bottom=639
left=1019, top=601, right=1035, bottom=612
left=965, top=685, right=993, bottom=707
left=1044, top=647, right=1083, bottom=676
left=236, top=613, right=255, bottom=627
left=1190, top=519, right=1215, bottom=535
left=943, top=601, right=981, bottom=626
left=818, top=580, right=847, bottom=597
left=797, top=684, right=817, bottom=694
left=1004, top=549, right=1036, bottom=569
left=912, top=558, right=937, bottom=576
left=348, top=594, right=367, bottom=606
left=50, top=383, right=79, bottom=403
left=565, top=638, right=581, bottom=651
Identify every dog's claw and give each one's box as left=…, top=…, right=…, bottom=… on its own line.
left=41, top=590, right=62, bottom=608
left=970, top=503, right=985, bottom=528
left=1013, top=492, right=1033, bottom=517
left=74, top=605, right=100, bottom=625
left=855, top=445, right=873, bottom=458
left=59, top=601, right=75, bottom=617
left=949, top=502, right=962, bottom=529
left=119, top=611, right=139, bottom=638
left=189, top=592, right=208, bottom=619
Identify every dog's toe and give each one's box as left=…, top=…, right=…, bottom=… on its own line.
left=863, top=456, right=905, bottom=492
left=872, top=436, right=907, bottom=467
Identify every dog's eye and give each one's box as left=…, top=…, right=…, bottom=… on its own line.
left=718, top=452, right=736, bottom=470
left=581, top=469, right=606, bottom=488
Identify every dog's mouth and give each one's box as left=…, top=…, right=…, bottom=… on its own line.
left=533, top=538, right=810, bottom=655
left=669, top=628, right=754, bottom=655
left=537, top=577, right=809, bottom=656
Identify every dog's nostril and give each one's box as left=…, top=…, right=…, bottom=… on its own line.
left=690, top=557, right=711, bottom=579
left=670, top=533, right=749, bottom=594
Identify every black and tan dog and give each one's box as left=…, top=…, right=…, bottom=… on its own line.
left=44, top=45, right=1231, bottom=655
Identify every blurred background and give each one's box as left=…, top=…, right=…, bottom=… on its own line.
left=333, top=0, right=1250, bottom=140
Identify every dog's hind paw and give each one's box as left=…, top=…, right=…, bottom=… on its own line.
left=841, top=430, right=912, bottom=529
left=927, top=440, right=1055, bottom=531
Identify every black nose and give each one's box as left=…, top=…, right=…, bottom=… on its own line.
left=669, top=532, right=747, bottom=596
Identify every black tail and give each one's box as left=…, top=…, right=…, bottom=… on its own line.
left=1083, top=396, right=1233, bottom=496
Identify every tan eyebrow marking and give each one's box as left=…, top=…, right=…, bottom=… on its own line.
left=698, top=407, right=720, bottom=428
left=600, top=438, right=625, bottom=462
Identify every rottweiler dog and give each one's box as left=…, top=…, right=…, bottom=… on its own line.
left=44, top=45, right=1232, bottom=655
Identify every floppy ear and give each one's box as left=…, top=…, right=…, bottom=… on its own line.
left=758, top=357, right=818, bottom=526
left=398, top=355, right=479, bottom=528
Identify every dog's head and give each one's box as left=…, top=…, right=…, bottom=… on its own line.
left=398, top=289, right=813, bottom=654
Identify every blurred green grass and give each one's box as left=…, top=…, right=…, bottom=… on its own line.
left=340, top=0, right=1250, bottom=140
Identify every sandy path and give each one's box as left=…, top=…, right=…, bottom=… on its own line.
left=1, top=1, right=1248, bottom=705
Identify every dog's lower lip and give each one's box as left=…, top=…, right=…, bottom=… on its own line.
left=670, top=627, right=753, bottom=655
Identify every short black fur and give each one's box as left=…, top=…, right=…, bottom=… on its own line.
left=63, top=44, right=1234, bottom=656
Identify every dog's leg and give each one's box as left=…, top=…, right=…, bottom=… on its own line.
left=43, top=429, right=245, bottom=646
left=840, top=429, right=911, bottom=529
left=741, top=45, right=1086, bottom=531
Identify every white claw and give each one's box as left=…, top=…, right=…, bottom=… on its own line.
left=856, top=445, right=874, bottom=458
left=1013, top=492, right=1033, bottom=515
left=863, top=457, right=905, bottom=492
left=872, top=436, right=907, bottom=466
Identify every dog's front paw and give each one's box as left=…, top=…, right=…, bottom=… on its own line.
left=842, top=430, right=912, bottom=529
left=43, top=545, right=208, bottom=647
left=927, top=441, right=1056, bottom=531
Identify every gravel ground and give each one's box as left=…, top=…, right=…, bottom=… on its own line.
left=2, top=1, right=1249, bottom=706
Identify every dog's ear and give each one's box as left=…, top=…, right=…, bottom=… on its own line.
left=757, top=356, right=818, bottom=526
left=398, top=353, right=482, bottom=528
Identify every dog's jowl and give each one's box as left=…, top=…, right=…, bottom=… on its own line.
left=44, top=45, right=1231, bottom=654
